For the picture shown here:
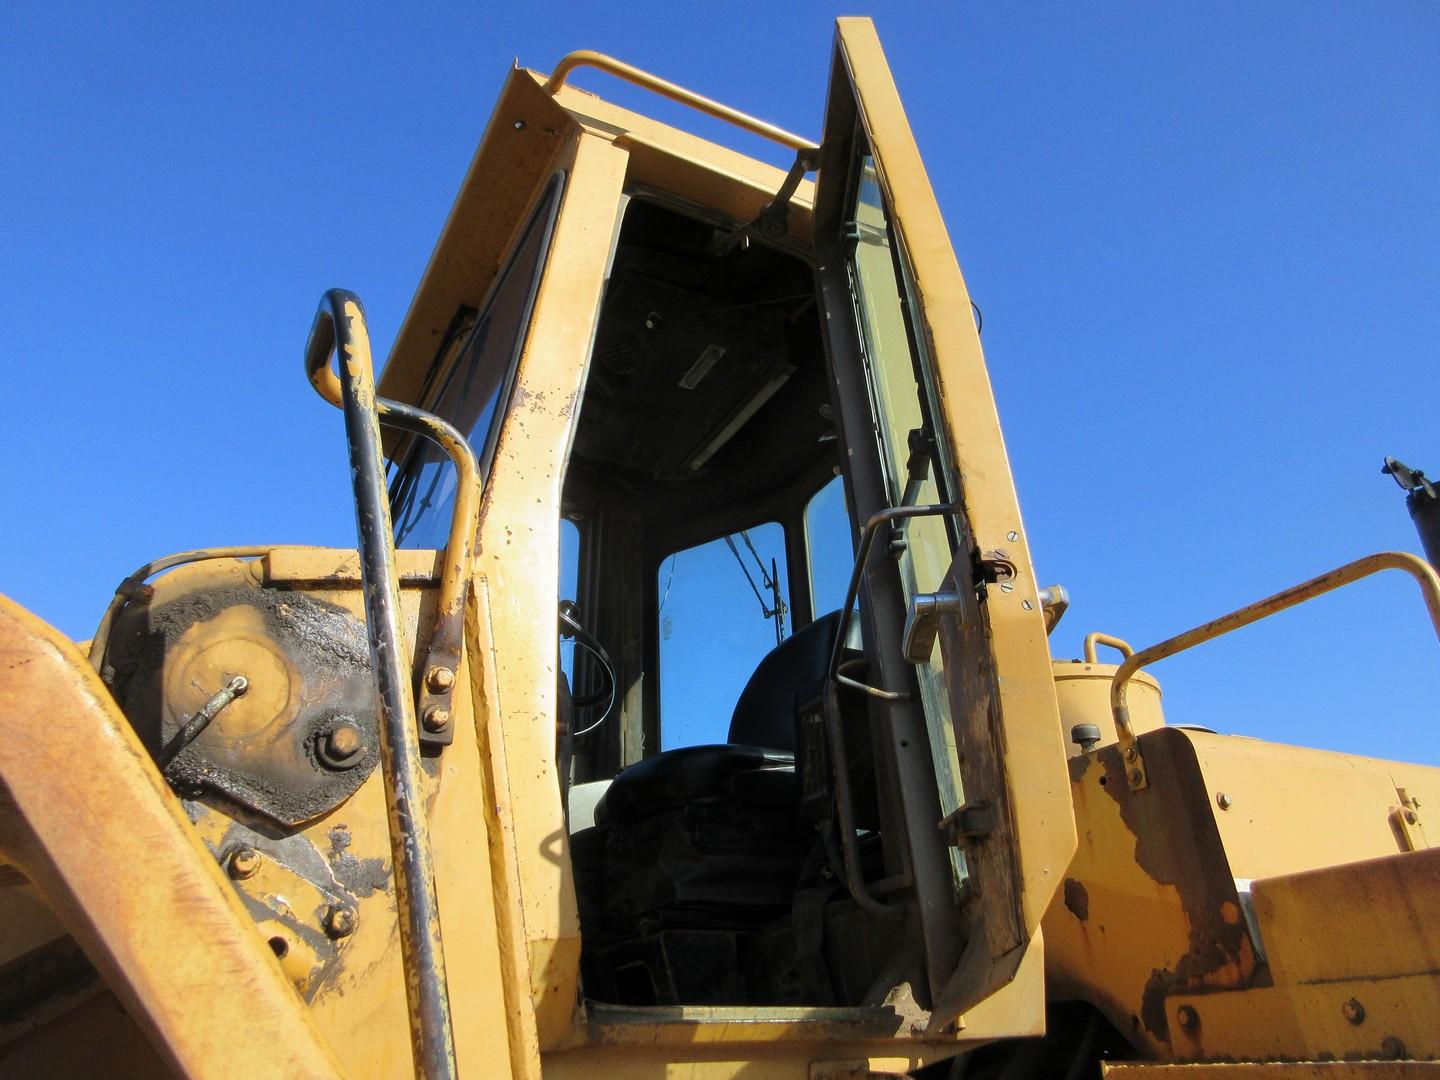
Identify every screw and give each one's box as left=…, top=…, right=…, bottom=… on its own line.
left=512, top=119, right=526, bottom=130
left=1124, top=746, right=1138, bottom=763
left=1006, top=531, right=1018, bottom=542
left=1129, top=769, right=1143, bottom=785
left=1403, top=808, right=1418, bottom=824
left=426, top=666, right=456, bottom=693
left=324, top=904, right=357, bottom=939
left=1216, top=792, right=1233, bottom=810
left=422, top=706, right=450, bottom=733
left=1341, top=998, right=1365, bottom=1025
left=228, top=847, right=261, bottom=880
left=1176, top=1004, right=1199, bottom=1031
left=317, top=721, right=365, bottom=770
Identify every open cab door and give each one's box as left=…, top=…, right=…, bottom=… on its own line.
left=813, top=18, right=1076, bottom=1027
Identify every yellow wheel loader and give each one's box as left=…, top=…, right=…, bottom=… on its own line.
left=2, top=19, right=1437, bottom=1079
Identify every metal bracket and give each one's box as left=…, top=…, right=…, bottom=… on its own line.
left=939, top=800, right=995, bottom=846
left=902, top=590, right=963, bottom=664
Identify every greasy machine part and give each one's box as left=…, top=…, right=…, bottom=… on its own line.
left=108, top=583, right=380, bottom=826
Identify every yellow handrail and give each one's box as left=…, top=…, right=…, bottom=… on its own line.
left=1111, top=551, right=1440, bottom=791
left=544, top=49, right=818, bottom=153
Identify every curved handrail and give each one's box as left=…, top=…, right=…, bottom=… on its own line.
left=1083, top=632, right=1134, bottom=664
left=1111, top=551, right=1440, bottom=791
left=543, top=49, right=818, bottom=153
left=307, top=293, right=482, bottom=738
left=305, top=289, right=458, bottom=1080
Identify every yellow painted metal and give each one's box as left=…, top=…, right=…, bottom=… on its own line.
left=0, top=594, right=345, bottom=1078
left=1052, top=658, right=1164, bottom=758
left=465, top=126, right=629, bottom=1054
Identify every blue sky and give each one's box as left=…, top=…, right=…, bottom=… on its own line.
left=2, top=3, right=1436, bottom=763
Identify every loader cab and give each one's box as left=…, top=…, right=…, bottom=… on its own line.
left=381, top=18, right=1074, bottom=1042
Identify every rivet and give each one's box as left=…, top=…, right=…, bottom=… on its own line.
left=324, top=905, right=357, bottom=939
left=1216, top=792, right=1233, bottom=810
left=422, top=706, right=451, bottom=733
left=1380, top=1035, right=1407, bottom=1060
left=1341, top=998, right=1365, bottom=1025
left=228, top=846, right=261, bottom=880
left=426, top=666, right=456, bottom=693
left=1176, top=1004, right=1199, bottom=1030
left=512, top=119, right=526, bottom=130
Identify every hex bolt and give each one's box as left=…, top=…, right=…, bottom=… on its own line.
left=425, top=666, right=456, bottom=693
left=422, top=706, right=451, bottom=733
left=325, top=904, right=357, bottom=939
left=1341, top=998, right=1365, bottom=1025
left=1176, top=1004, right=1199, bottom=1031
left=317, top=721, right=366, bottom=770
left=1216, top=792, right=1233, bottom=811
left=228, top=846, right=261, bottom=880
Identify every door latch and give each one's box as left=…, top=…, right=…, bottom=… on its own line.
left=902, top=590, right=964, bottom=663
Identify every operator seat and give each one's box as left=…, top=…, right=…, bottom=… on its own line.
left=588, top=610, right=846, bottom=925
left=594, top=609, right=843, bottom=827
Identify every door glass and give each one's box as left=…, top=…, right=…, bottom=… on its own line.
left=657, top=523, right=790, bottom=749
left=804, top=474, right=853, bottom=617
left=846, top=156, right=967, bottom=892
left=391, top=174, right=565, bottom=548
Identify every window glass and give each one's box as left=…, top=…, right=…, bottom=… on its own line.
left=559, top=517, right=580, bottom=685
left=657, top=523, right=790, bottom=749
left=847, top=154, right=968, bottom=891
left=391, top=174, right=565, bottom=547
left=804, top=474, right=853, bottom=617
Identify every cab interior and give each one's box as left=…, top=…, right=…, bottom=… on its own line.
left=555, top=193, right=922, bottom=1010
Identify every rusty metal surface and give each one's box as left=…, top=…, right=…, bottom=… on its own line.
left=0, top=594, right=344, bottom=1077
left=1044, top=729, right=1259, bottom=1056
left=1111, top=551, right=1440, bottom=791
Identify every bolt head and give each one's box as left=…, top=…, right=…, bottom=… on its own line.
left=228, top=846, right=261, bottom=880
left=422, top=706, right=451, bottom=733
left=1404, top=808, right=1418, bottom=824
left=1380, top=1035, right=1407, bottom=1060
left=1124, top=746, right=1138, bottom=762
left=317, top=721, right=365, bottom=769
left=1216, top=792, right=1233, bottom=810
left=426, top=666, right=456, bottom=693
left=1176, top=1004, right=1199, bottom=1030
left=1341, top=998, right=1365, bottom=1025
left=1128, top=769, right=1143, bottom=785
left=324, top=904, right=357, bottom=939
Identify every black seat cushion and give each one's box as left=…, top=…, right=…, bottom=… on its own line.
left=595, top=744, right=795, bottom=828
left=726, top=610, right=843, bottom=752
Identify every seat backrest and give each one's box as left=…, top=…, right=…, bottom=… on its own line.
left=726, top=611, right=844, bottom=752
